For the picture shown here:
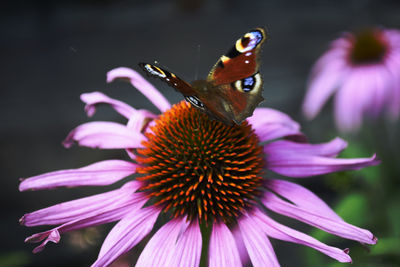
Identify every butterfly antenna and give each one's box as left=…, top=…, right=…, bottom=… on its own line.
left=194, top=44, right=201, bottom=80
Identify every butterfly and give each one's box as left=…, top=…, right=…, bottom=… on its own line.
left=139, top=27, right=267, bottom=125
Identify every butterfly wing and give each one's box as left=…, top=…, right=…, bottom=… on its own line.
left=139, top=63, right=194, bottom=95
left=204, top=28, right=267, bottom=124
left=207, top=28, right=267, bottom=85
left=220, top=72, right=264, bottom=124
left=139, top=63, right=209, bottom=112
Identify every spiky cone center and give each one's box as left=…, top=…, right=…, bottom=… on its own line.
left=135, top=101, right=264, bottom=224
left=349, top=29, right=388, bottom=64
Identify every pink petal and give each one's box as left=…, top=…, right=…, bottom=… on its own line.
left=345, top=65, right=391, bottom=120
left=232, top=228, right=250, bottom=265
left=263, top=183, right=376, bottom=244
left=92, top=207, right=160, bottom=267
left=209, top=223, right=242, bottom=267
left=171, top=220, right=202, bottom=267
left=20, top=181, right=141, bottom=226
left=125, top=111, right=158, bottom=160
left=385, top=53, right=400, bottom=119
left=19, top=160, right=139, bottom=191
left=265, top=179, right=341, bottom=219
left=80, top=91, right=158, bottom=133
left=334, top=69, right=368, bottom=132
left=253, top=209, right=352, bottom=263
left=136, top=218, right=189, bottom=267
left=310, top=37, right=350, bottom=75
left=367, top=66, right=392, bottom=118
left=247, top=108, right=303, bottom=142
left=302, top=45, right=349, bottom=120
left=264, top=141, right=379, bottom=177
left=26, top=229, right=61, bottom=254
left=107, top=67, right=171, bottom=113
left=384, top=29, right=400, bottom=48
left=24, top=189, right=147, bottom=253
left=126, top=109, right=157, bottom=133
left=265, top=138, right=347, bottom=157
left=238, top=214, right=280, bottom=267
left=80, top=91, right=137, bottom=119
left=63, top=121, right=145, bottom=149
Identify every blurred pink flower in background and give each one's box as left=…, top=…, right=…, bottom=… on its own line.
left=302, top=27, right=400, bottom=132
left=20, top=68, right=378, bottom=266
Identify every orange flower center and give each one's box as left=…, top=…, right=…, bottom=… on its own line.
left=135, top=101, right=264, bottom=224
left=349, top=29, right=388, bottom=64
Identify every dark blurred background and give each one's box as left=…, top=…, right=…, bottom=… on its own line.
left=2, top=0, right=400, bottom=266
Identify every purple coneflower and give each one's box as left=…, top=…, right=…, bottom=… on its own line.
left=302, top=27, right=400, bottom=132
left=20, top=67, right=379, bottom=266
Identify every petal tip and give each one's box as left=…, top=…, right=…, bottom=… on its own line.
left=19, top=215, right=26, bottom=225
left=370, top=154, right=381, bottom=166
left=18, top=180, right=26, bottom=192
left=84, top=106, right=96, bottom=117
left=32, top=246, right=44, bottom=254
left=26, top=230, right=61, bottom=253
left=62, top=140, right=73, bottom=149
left=62, top=133, right=75, bottom=148
left=302, top=106, right=318, bottom=121
left=342, top=248, right=353, bottom=263
left=106, top=67, right=135, bottom=83
left=333, top=136, right=348, bottom=147
left=79, top=92, right=91, bottom=102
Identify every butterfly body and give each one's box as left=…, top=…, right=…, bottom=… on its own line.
left=139, top=27, right=267, bottom=125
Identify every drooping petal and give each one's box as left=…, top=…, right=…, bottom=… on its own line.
left=263, top=182, right=376, bottom=244
left=384, top=29, right=400, bottom=48
left=126, top=109, right=158, bottom=131
left=19, top=160, right=138, bottom=191
left=365, top=66, right=391, bottom=118
left=20, top=181, right=141, bottom=226
left=342, top=65, right=390, bottom=121
left=238, top=213, right=280, bottom=267
left=25, top=230, right=61, bottom=254
left=135, top=218, right=188, bottom=267
left=334, top=68, right=368, bottom=133
left=107, top=67, right=171, bottom=113
left=253, top=209, right=352, bottom=263
left=171, top=220, right=202, bottom=267
left=248, top=108, right=303, bottom=142
left=124, top=111, right=158, bottom=160
left=63, top=121, right=145, bottom=149
left=232, top=228, right=250, bottom=266
left=385, top=53, right=400, bottom=119
left=92, top=207, right=160, bottom=267
left=209, top=223, right=242, bottom=267
left=80, top=91, right=158, bottom=134
left=264, top=140, right=379, bottom=177
left=80, top=91, right=137, bottom=119
left=24, top=189, right=147, bottom=253
left=302, top=45, right=349, bottom=120
left=310, top=37, right=351, bottom=76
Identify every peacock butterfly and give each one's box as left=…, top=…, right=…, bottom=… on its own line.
left=139, top=27, right=267, bottom=125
